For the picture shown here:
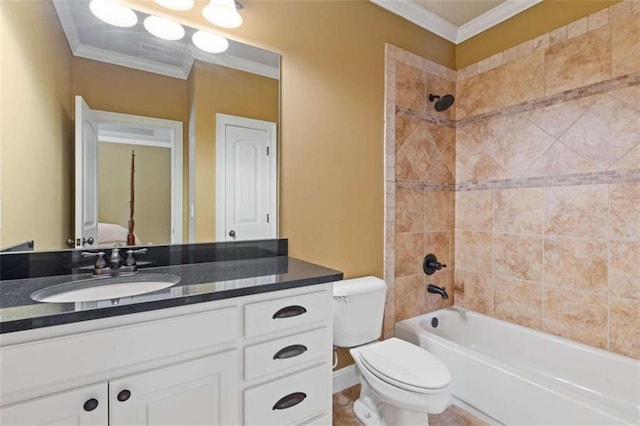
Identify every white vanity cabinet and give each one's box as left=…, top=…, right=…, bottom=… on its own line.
left=0, top=283, right=333, bottom=426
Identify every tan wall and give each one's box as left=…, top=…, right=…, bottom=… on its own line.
left=125, top=0, right=456, bottom=280
left=71, top=57, right=190, bottom=240
left=453, top=4, right=640, bottom=359
left=98, top=143, right=171, bottom=245
left=456, top=0, right=620, bottom=68
left=191, top=63, right=279, bottom=241
left=0, top=0, right=72, bottom=251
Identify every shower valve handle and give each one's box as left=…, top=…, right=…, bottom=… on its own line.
left=423, top=253, right=447, bottom=275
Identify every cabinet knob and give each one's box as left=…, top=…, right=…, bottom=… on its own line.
left=272, top=305, right=307, bottom=319
left=272, top=392, right=307, bottom=410
left=83, top=398, right=99, bottom=412
left=117, top=389, right=131, bottom=402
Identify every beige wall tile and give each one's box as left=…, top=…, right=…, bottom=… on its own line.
left=425, top=123, right=456, bottom=178
left=454, top=271, right=494, bottom=315
left=609, top=1, right=634, bottom=23
left=424, top=190, right=454, bottom=232
left=524, top=141, right=599, bottom=178
left=524, top=96, right=595, bottom=139
left=610, top=182, right=640, bottom=240
left=559, top=95, right=640, bottom=170
left=456, top=190, right=493, bottom=232
left=609, top=85, right=640, bottom=110
left=494, top=188, right=544, bottom=234
left=568, top=17, right=588, bottom=39
left=494, top=277, right=542, bottom=329
left=609, top=297, right=640, bottom=359
left=396, top=62, right=426, bottom=110
left=396, top=186, right=424, bottom=233
left=610, top=144, right=640, bottom=170
left=494, top=50, right=545, bottom=110
left=494, top=233, right=543, bottom=282
left=402, top=121, right=441, bottom=181
left=542, top=288, right=608, bottom=349
left=425, top=158, right=455, bottom=185
left=395, top=148, right=420, bottom=181
left=395, top=232, right=424, bottom=277
left=544, top=237, right=608, bottom=294
left=455, top=231, right=493, bottom=274
left=395, top=113, right=420, bottom=152
left=611, top=14, right=640, bottom=77
left=545, top=26, right=611, bottom=95
left=545, top=185, right=609, bottom=238
left=587, top=9, right=609, bottom=30
left=425, top=231, right=453, bottom=268
left=487, top=116, right=556, bottom=178
left=395, top=274, right=426, bottom=322
left=609, top=241, right=640, bottom=300
left=456, top=68, right=498, bottom=119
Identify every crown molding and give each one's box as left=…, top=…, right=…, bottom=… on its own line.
left=456, top=0, right=542, bottom=43
left=371, top=0, right=542, bottom=45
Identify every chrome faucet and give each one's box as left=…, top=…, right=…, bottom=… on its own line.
left=82, top=247, right=148, bottom=276
left=427, top=284, right=449, bottom=299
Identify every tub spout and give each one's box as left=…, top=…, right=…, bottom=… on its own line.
left=427, top=284, right=448, bottom=299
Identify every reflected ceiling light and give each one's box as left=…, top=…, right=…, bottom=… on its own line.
left=89, top=0, right=137, bottom=28
left=153, top=0, right=194, bottom=11
left=192, top=30, right=229, bottom=53
left=202, top=0, right=243, bottom=28
left=144, top=16, right=185, bottom=40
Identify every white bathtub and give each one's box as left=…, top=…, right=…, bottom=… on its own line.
left=395, top=307, right=640, bottom=425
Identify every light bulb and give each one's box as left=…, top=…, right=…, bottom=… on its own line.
left=153, top=0, right=194, bottom=11
left=89, top=0, right=138, bottom=28
left=192, top=30, right=229, bottom=53
left=202, top=0, right=243, bottom=28
left=144, top=16, right=185, bottom=40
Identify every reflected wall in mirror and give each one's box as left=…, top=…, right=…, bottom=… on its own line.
left=0, top=0, right=280, bottom=253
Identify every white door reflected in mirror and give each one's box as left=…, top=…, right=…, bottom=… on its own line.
left=74, top=96, right=183, bottom=248
left=216, top=114, right=277, bottom=241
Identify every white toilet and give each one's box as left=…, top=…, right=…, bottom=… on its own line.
left=333, top=276, right=451, bottom=426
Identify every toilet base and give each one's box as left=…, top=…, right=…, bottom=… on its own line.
left=353, top=380, right=431, bottom=426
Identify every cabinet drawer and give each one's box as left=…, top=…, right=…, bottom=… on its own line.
left=245, top=327, right=330, bottom=381
left=244, top=363, right=330, bottom=426
left=244, top=291, right=329, bottom=338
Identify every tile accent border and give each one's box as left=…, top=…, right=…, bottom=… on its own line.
left=456, top=169, right=640, bottom=191
left=396, top=105, right=457, bottom=128
left=457, top=71, right=640, bottom=127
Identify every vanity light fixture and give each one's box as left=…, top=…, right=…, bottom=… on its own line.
left=192, top=30, right=229, bottom=53
left=202, top=0, right=243, bottom=28
left=89, top=0, right=138, bottom=28
left=153, top=0, right=194, bottom=11
left=143, top=16, right=185, bottom=40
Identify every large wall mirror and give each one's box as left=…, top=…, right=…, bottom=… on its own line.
left=0, top=0, right=280, bottom=253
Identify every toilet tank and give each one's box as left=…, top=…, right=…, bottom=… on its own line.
left=333, top=276, right=387, bottom=348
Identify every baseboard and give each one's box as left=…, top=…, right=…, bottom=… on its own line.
left=333, top=364, right=358, bottom=394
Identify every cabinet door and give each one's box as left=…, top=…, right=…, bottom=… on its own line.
left=109, top=350, right=239, bottom=426
left=0, top=382, right=107, bottom=426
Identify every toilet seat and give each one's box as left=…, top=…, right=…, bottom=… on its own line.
left=358, top=338, right=450, bottom=393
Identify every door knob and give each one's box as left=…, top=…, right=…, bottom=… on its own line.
left=80, top=237, right=94, bottom=246
left=228, top=230, right=236, bottom=238
left=65, top=239, right=75, bottom=247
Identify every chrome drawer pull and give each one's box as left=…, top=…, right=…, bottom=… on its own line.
left=272, top=392, right=307, bottom=410
left=272, top=305, right=307, bottom=319
left=273, top=344, right=308, bottom=360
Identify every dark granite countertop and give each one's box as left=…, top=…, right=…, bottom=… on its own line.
left=0, top=257, right=343, bottom=334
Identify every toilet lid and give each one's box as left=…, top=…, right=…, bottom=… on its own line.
left=359, top=338, right=451, bottom=390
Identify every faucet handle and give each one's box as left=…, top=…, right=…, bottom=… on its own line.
left=81, top=251, right=107, bottom=269
left=125, top=248, right=148, bottom=267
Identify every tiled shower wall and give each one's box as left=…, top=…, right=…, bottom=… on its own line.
left=383, top=45, right=457, bottom=339
left=385, top=1, right=639, bottom=359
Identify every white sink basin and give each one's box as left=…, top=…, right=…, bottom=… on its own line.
left=31, top=274, right=181, bottom=303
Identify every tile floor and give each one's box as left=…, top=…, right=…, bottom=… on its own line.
left=332, top=385, right=488, bottom=425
